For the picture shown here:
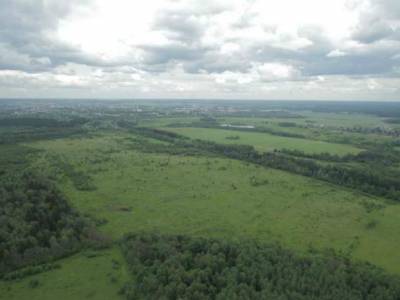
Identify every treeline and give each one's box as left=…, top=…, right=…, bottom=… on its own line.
left=201, top=143, right=400, bottom=201
left=120, top=233, right=400, bottom=300
left=384, top=118, right=400, bottom=124
left=0, top=127, right=88, bottom=145
left=254, top=112, right=400, bottom=139
left=2, top=263, right=60, bottom=281
left=0, top=145, right=39, bottom=177
left=302, top=123, right=400, bottom=138
left=131, top=128, right=400, bottom=201
left=281, top=101, right=400, bottom=118
left=217, top=109, right=304, bottom=119
left=277, top=121, right=297, bottom=127
left=0, top=117, right=88, bottom=128
left=279, top=120, right=400, bottom=138
left=0, top=171, right=102, bottom=274
left=0, top=117, right=88, bottom=144
left=339, top=126, right=400, bottom=137
left=48, top=154, right=97, bottom=191
left=128, top=127, right=190, bottom=144
left=278, top=148, right=400, bottom=164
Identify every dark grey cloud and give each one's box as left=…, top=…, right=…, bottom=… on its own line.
left=351, top=0, right=400, bottom=44
left=306, top=54, right=397, bottom=76
left=138, top=9, right=212, bottom=72
left=153, top=11, right=204, bottom=44
left=184, top=51, right=251, bottom=74
left=352, top=18, right=395, bottom=44
left=293, top=25, right=399, bottom=76
left=139, top=43, right=209, bottom=71
left=353, top=25, right=400, bottom=47
left=376, top=0, right=400, bottom=18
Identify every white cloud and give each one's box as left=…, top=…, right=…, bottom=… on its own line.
left=219, top=43, right=241, bottom=55
left=327, top=49, right=347, bottom=57
left=256, top=63, right=300, bottom=81
left=0, top=0, right=399, bottom=100
left=213, top=71, right=253, bottom=85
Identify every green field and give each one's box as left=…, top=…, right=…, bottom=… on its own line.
left=215, top=114, right=396, bottom=147
left=24, top=133, right=400, bottom=273
left=0, top=247, right=128, bottom=300
left=216, top=112, right=390, bottom=128
left=297, top=112, right=389, bottom=128
left=165, top=127, right=362, bottom=155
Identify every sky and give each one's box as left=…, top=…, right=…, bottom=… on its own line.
left=0, top=0, right=399, bottom=101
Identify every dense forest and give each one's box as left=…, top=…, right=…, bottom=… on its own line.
left=277, top=148, right=400, bottom=164
left=120, top=233, right=400, bottom=300
left=0, top=171, right=93, bottom=274
left=0, top=117, right=108, bottom=281
left=0, top=171, right=85, bottom=274
left=0, top=117, right=88, bottom=144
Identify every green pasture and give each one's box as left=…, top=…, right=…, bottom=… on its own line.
left=27, top=133, right=400, bottom=274
left=301, top=111, right=391, bottom=128
left=0, top=247, right=128, bottom=300
left=217, top=112, right=388, bottom=128
left=217, top=116, right=395, bottom=146
left=3, top=129, right=400, bottom=300
left=165, top=127, right=362, bottom=155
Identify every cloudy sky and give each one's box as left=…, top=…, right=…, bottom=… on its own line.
left=0, top=0, right=399, bottom=100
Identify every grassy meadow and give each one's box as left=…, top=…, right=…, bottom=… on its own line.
left=0, top=247, right=128, bottom=300
left=218, top=112, right=390, bottom=128
left=24, top=132, right=400, bottom=273
left=165, top=127, right=362, bottom=155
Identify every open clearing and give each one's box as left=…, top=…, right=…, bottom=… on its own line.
left=166, top=127, right=362, bottom=155
left=0, top=247, right=128, bottom=300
